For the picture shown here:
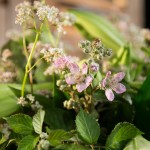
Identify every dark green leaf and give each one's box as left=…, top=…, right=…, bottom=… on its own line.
left=45, top=108, right=75, bottom=131
left=54, top=144, right=91, bottom=150
left=6, top=114, right=33, bottom=135
left=17, top=135, right=39, bottom=150
left=134, top=75, right=150, bottom=139
left=106, top=122, right=143, bottom=150
left=76, top=109, right=100, bottom=144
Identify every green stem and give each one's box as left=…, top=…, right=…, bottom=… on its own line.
left=27, top=56, right=44, bottom=73
left=21, top=32, right=39, bottom=96
left=23, top=27, right=34, bottom=94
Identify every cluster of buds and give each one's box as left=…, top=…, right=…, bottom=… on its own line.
left=39, top=132, right=49, bottom=150
left=0, top=123, right=11, bottom=140
left=15, top=1, right=33, bottom=25
left=17, top=94, right=43, bottom=110
left=79, top=39, right=112, bottom=61
left=40, top=47, right=63, bottom=62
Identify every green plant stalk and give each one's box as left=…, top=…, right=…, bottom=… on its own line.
left=21, top=32, right=40, bottom=97
left=23, top=27, right=34, bottom=94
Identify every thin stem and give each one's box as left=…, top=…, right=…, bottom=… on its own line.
left=22, top=27, right=33, bottom=94
left=21, top=32, right=40, bottom=97
left=27, top=56, right=44, bottom=73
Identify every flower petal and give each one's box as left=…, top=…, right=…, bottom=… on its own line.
left=85, top=75, right=93, bottom=86
left=112, top=72, right=125, bottom=82
left=76, top=83, right=87, bottom=93
left=68, top=63, right=79, bottom=73
left=65, top=76, right=75, bottom=85
left=105, top=89, right=114, bottom=101
left=82, top=63, right=88, bottom=74
left=113, top=83, right=126, bottom=94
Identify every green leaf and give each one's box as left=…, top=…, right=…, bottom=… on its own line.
left=17, top=135, right=39, bottom=150
left=76, top=109, right=100, bottom=144
left=92, top=71, right=102, bottom=88
left=106, top=122, right=143, bottom=150
left=0, top=84, right=19, bottom=118
left=48, top=129, right=74, bottom=146
left=6, top=114, right=33, bottom=135
left=54, top=144, right=91, bottom=150
left=33, top=109, right=45, bottom=134
left=45, top=108, right=75, bottom=131
left=70, top=10, right=125, bottom=51
left=123, top=135, right=150, bottom=150
left=134, top=75, right=150, bottom=139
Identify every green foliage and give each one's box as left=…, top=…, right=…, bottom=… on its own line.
left=76, top=109, right=100, bottom=144
left=6, top=114, right=33, bottom=135
left=134, top=75, right=150, bottom=139
left=106, top=122, right=143, bottom=150
left=17, top=135, right=39, bottom=150
left=54, top=144, right=91, bottom=150
left=70, top=10, right=125, bottom=51
left=123, top=135, right=150, bottom=150
left=0, top=84, right=19, bottom=118
left=47, top=129, right=74, bottom=146
left=32, top=110, right=45, bottom=134
left=45, top=108, right=75, bottom=131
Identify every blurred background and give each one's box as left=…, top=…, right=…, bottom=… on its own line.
left=0, top=0, right=149, bottom=46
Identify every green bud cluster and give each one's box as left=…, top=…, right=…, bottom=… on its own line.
left=79, top=39, right=112, bottom=61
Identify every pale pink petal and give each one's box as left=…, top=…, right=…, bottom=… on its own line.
left=76, top=83, right=87, bottom=93
left=82, top=63, right=88, bottom=74
left=106, top=71, right=111, bottom=78
left=85, top=75, right=93, bottom=86
left=105, top=89, right=114, bottom=101
left=101, top=78, right=107, bottom=88
left=113, top=83, right=126, bottom=94
left=112, top=72, right=125, bottom=82
left=65, top=76, right=76, bottom=85
left=67, top=63, right=79, bottom=73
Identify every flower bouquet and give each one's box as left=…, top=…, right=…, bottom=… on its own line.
left=0, top=1, right=150, bottom=150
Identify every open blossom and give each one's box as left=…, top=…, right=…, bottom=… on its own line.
left=66, top=63, right=93, bottom=92
left=101, top=71, right=126, bottom=101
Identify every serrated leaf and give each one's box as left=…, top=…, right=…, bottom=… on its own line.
left=17, top=135, right=39, bottom=150
left=106, top=122, right=143, bottom=150
left=123, top=135, right=150, bottom=150
left=33, top=109, right=45, bottom=134
left=6, top=114, right=33, bottom=135
left=76, top=109, right=100, bottom=144
left=48, top=129, right=74, bottom=146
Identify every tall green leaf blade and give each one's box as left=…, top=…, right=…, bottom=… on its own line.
left=33, top=109, right=45, bottom=134
left=6, top=114, right=33, bottom=135
left=17, top=135, right=39, bottom=150
left=76, top=109, right=100, bottom=144
left=123, top=135, right=150, bottom=150
left=106, top=122, right=143, bottom=150
left=70, top=10, right=125, bottom=51
left=134, top=75, right=150, bottom=139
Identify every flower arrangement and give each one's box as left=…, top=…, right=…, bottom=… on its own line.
left=0, top=1, right=150, bottom=150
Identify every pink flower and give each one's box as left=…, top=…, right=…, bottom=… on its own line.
left=101, top=71, right=126, bottom=101
left=54, top=56, right=69, bottom=69
left=90, top=62, right=99, bottom=72
left=66, top=63, right=93, bottom=92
